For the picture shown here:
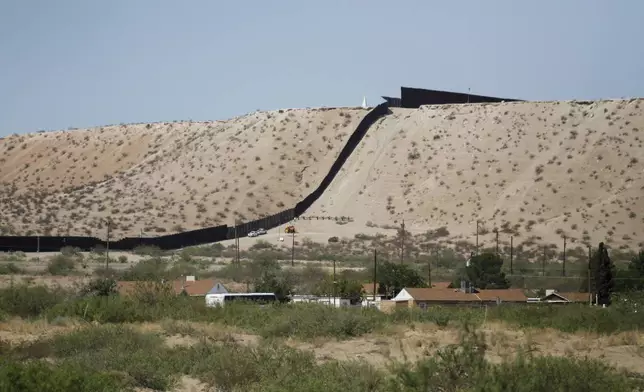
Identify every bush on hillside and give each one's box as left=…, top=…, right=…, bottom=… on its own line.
left=46, top=255, right=76, bottom=276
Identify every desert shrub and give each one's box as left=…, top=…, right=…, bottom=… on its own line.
left=255, top=304, right=384, bottom=339
left=0, top=359, right=128, bottom=392
left=46, top=255, right=75, bottom=275
left=60, top=246, right=82, bottom=257
left=10, top=325, right=174, bottom=390
left=132, top=245, right=165, bottom=257
left=0, top=262, right=23, bottom=274
left=188, top=243, right=225, bottom=257
left=115, top=257, right=167, bottom=281
left=80, top=278, right=117, bottom=297
left=0, top=284, right=69, bottom=318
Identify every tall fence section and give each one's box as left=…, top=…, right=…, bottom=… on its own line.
left=383, top=86, right=522, bottom=108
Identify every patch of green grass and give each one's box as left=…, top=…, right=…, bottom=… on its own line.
left=0, top=359, right=129, bottom=392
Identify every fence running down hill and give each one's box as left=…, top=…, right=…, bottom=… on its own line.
left=0, top=102, right=390, bottom=252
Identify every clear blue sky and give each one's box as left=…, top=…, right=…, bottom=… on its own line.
left=1, top=0, right=643, bottom=136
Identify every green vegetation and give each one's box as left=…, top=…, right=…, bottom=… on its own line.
left=453, top=251, right=510, bottom=289
left=0, top=360, right=127, bottom=392
left=376, top=261, right=427, bottom=296
left=388, top=324, right=640, bottom=392
left=1, top=322, right=639, bottom=392
left=1, top=284, right=644, bottom=337
left=595, top=242, right=616, bottom=305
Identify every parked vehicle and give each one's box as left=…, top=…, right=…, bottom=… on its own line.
left=205, top=293, right=277, bottom=307
left=255, top=228, right=267, bottom=235
left=248, top=231, right=258, bottom=237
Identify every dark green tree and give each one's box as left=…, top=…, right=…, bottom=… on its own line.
left=253, top=270, right=294, bottom=302
left=453, top=252, right=510, bottom=289
left=596, top=242, right=615, bottom=306
left=376, top=261, right=426, bottom=298
left=612, top=251, right=644, bottom=292
left=625, top=250, right=644, bottom=290
left=312, top=277, right=364, bottom=304
left=628, top=250, right=644, bottom=276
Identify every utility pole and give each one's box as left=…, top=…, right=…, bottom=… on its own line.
left=542, top=246, right=546, bottom=276
left=475, top=220, right=479, bottom=255
left=291, top=229, right=295, bottom=267
left=233, top=222, right=239, bottom=265
left=510, top=235, right=513, bottom=274
left=373, top=249, right=377, bottom=301
left=495, top=229, right=499, bottom=256
left=332, top=258, right=336, bottom=305
left=236, top=234, right=240, bottom=265
left=588, top=245, right=592, bottom=305
left=36, top=236, right=40, bottom=253
left=105, top=219, right=111, bottom=271
left=562, top=236, right=567, bottom=277
left=400, top=219, right=405, bottom=264
left=427, top=260, right=432, bottom=287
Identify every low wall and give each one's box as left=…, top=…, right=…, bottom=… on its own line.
left=0, top=225, right=230, bottom=252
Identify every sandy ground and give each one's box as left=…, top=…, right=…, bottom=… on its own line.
left=2, top=99, right=643, bottom=253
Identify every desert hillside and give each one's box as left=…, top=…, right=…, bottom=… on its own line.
left=0, top=108, right=368, bottom=238
left=303, top=99, right=644, bottom=250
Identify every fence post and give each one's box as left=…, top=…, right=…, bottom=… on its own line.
left=510, top=235, right=513, bottom=274
left=562, top=236, right=566, bottom=277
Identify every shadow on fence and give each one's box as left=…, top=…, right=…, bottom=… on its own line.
left=0, top=102, right=390, bottom=253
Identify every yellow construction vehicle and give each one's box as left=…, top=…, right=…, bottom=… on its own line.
left=284, top=225, right=296, bottom=234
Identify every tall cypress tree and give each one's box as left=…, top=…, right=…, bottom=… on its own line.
left=597, top=242, right=615, bottom=306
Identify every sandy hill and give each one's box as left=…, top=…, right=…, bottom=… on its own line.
left=301, top=99, right=644, bottom=251
left=0, top=108, right=368, bottom=238
left=2, top=99, right=644, bottom=252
